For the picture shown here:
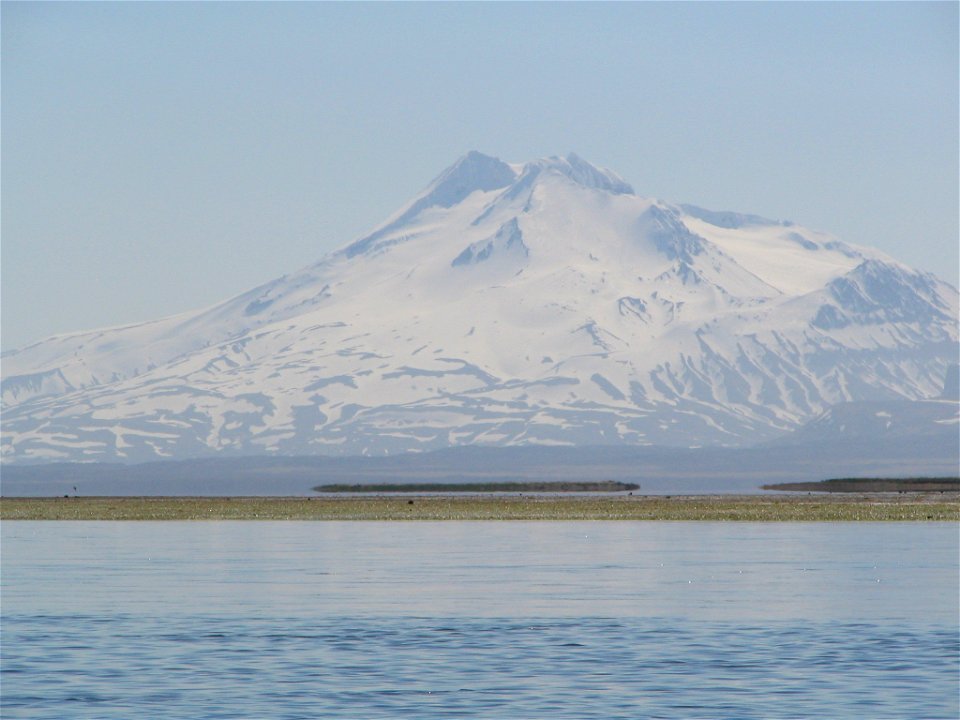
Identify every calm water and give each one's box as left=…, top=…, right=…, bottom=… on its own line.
left=2, top=522, right=958, bottom=718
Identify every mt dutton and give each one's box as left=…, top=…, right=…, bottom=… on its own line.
left=3, top=152, right=957, bottom=463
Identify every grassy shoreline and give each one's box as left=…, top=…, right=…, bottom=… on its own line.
left=2, top=494, right=957, bottom=521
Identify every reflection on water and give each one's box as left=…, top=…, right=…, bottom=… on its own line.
left=2, top=522, right=958, bottom=718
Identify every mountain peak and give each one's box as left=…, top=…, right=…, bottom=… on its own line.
left=436, top=151, right=634, bottom=199
left=426, top=151, right=518, bottom=209
left=520, top=153, right=635, bottom=196
left=342, top=152, right=518, bottom=258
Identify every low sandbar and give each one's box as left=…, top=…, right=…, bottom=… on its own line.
left=2, top=494, right=957, bottom=521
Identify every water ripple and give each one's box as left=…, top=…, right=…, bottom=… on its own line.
left=2, top=614, right=958, bottom=719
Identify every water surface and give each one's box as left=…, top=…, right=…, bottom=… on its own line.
left=3, top=522, right=957, bottom=718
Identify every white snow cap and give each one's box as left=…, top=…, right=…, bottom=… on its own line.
left=524, top=152, right=634, bottom=195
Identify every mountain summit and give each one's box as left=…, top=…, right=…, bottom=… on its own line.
left=3, top=152, right=957, bottom=463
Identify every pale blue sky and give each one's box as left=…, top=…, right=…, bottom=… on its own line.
left=3, top=2, right=957, bottom=351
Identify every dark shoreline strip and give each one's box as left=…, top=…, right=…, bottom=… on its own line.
left=313, top=481, right=641, bottom=493
left=763, top=477, right=959, bottom=493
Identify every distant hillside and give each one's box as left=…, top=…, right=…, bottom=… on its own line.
left=766, top=398, right=958, bottom=449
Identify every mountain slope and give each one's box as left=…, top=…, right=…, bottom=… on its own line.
left=3, top=152, right=957, bottom=463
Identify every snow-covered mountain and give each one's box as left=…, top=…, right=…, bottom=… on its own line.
left=769, top=398, right=958, bottom=448
left=3, top=152, right=957, bottom=463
